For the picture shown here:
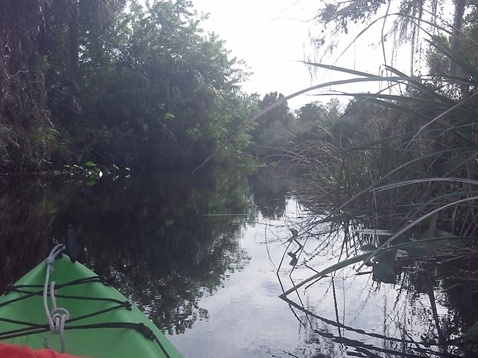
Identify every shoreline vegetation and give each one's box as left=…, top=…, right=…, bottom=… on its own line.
left=3, top=0, right=478, bottom=354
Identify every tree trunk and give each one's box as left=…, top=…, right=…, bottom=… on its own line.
left=67, top=0, right=81, bottom=114
left=450, top=0, right=466, bottom=76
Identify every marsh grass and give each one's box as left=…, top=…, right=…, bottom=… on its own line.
left=272, top=29, right=478, bottom=355
left=285, top=32, right=478, bottom=239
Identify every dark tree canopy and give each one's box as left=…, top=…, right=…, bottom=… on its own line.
left=0, top=0, right=54, bottom=171
left=0, top=0, right=257, bottom=172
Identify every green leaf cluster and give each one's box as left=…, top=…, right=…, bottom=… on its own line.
left=0, top=0, right=255, bottom=173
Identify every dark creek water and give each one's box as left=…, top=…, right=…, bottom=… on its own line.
left=1, top=168, right=478, bottom=357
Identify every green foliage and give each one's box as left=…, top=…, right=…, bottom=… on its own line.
left=1, top=0, right=254, bottom=173
left=251, top=92, right=295, bottom=159
left=270, top=4, right=478, bottom=272
left=70, top=0, right=244, bottom=168
left=258, top=23, right=478, bottom=356
left=0, top=0, right=57, bottom=172
left=293, top=99, right=343, bottom=140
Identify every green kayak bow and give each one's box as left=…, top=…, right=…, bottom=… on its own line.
left=0, top=241, right=182, bottom=358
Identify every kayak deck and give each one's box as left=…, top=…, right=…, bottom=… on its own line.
left=0, top=254, right=182, bottom=358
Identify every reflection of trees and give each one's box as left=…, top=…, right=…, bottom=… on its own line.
left=250, top=166, right=295, bottom=219
left=277, top=213, right=478, bottom=356
left=280, top=273, right=470, bottom=357
left=0, top=179, right=58, bottom=291
left=282, top=294, right=456, bottom=358
left=430, top=259, right=478, bottom=356
left=2, top=168, right=254, bottom=334
left=55, top=169, right=254, bottom=333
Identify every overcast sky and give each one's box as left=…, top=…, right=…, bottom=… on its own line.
left=190, top=0, right=423, bottom=110
left=192, top=0, right=319, bottom=109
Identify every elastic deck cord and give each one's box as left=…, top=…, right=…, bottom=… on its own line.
left=0, top=252, right=172, bottom=357
left=43, top=244, right=70, bottom=352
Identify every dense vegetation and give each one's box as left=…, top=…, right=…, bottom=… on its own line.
left=0, top=0, right=260, bottom=173
left=284, top=1, right=478, bottom=238
left=266, top=1, right=478, bottom=355
left=3, top=0, right=478, bottom=240
left=0, top=0, right=348, bottom=174
left=4, top=0, right=478, bottom=353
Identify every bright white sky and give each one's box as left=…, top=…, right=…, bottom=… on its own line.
left=190, top=0, right=408, bottom=110
left=192, top=0, right=322, bottom=109
left=140, top=0, right=443, bottom=110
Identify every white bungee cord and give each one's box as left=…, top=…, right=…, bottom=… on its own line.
left=43, top=244, right=70, bottom=352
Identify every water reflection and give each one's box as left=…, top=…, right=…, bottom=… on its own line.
left=1, top=169, right=255, bottom=335
left=250, top=166, right=295, bottom=219
left=0, top=178, right=55, bottom=291
left=278, top=204, right=478, bottom=357
left=3, top=168, right=478, bottom=356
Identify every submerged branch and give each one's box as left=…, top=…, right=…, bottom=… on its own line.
left=279, top=253, right=369, bottom=298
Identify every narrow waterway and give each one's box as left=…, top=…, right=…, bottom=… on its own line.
left=1, top=167, right=477, bottom=357
left=166, top=195, right=461, bottom=357
left=167, top=197, right=311, bottom=357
